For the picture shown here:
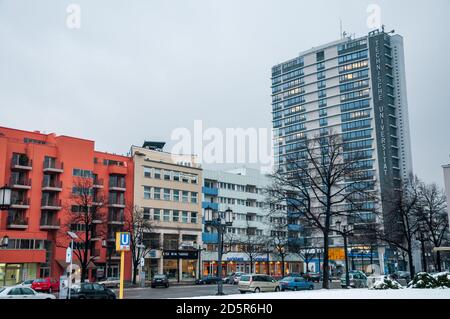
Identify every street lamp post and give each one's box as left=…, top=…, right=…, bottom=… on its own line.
left=67, top=231, right=79, bottom=299
left=204, top=206, right=233, bottom=296
left=335, top=221, right=354, bottom=288
left=1, top=235, right=9, bottom=248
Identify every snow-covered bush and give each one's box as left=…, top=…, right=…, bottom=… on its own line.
left=433, top=272, right=450, bottom=288
left=371, top=276, right=403, bottom=290
left=407, top=272, right=439, bottom=288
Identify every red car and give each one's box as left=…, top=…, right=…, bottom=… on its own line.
left=31, top=278, right=60, bottom=293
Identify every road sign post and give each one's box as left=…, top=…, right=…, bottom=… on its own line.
left=115, top=232, right=130, bottom=300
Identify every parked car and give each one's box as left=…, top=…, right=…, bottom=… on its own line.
left=303, top=272, right=321, bottom=282
left=151, top=274, right=169, bottom=288
left=69, top=283, right=116, bottom=299
left=195, top=275, right=221, bottom=285
left=232, top=272, right=246, bottom=285
left=340, top=271, right=368, bottom=288
left=0, top=286, right=55, bottom=299
left=238, top=274, right=280, bottom=294
left=19, top=279, right=35, bottom=288
left=279, top=276, right=314, bottom=291
left=98, top=277, right=120, bottom=288
left=31, top=278, right=60, bottom=293
left=393, top=271, right=411, bottom=282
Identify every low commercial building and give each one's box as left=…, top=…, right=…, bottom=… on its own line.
left=131, top=142, right=203, bottom=282
left=0, top=126, right=133, bottom=285
left=201, top=167, right=303, bottom=277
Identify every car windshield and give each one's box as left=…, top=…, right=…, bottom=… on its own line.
left=239, top=275, right=250, bottom=282
left=34, top=279, right=46, bottom=283
left=154, top=275, right=166, bottom=279
left=0, top=288, right=5, bottom=293
left=280, top=277, right=293, bottom=282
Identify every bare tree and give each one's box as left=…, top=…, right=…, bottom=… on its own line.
left=417, top=182, right=449, bottom=272
left=376, top=175, right=421, bottom=278
left=267, top=213, right=290, bottom=277
left=123, top=205, right=155, bottom=284
left=233, top=220, right=267, bottom=273
left=58, top=177, right=107, bottom=282
left=267, top=133, right=378, bottom=288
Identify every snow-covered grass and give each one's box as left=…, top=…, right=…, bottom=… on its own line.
left=190, top=288, right=450, bottom=299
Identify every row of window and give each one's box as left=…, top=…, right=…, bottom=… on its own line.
left=338, top=60, right=369, bottom=74
left=341, top=109, right=371, bottom=122
left=339, top=79, right=370, bottom=93
left=341, top=89, right=370, bottom=102
left=338, top=50, right=368, bottom=64
left=217, top=197, right=263, bottom=207
left=143, top=186, right=198, bottom=203
left=340, top=69, right=369, bottom=83
left=143, top=167, right=198, bottom=184
left=343, top=139, right=373, bottom=151
left=143, top=208, right=198, bottom=223
left=342, top=129, right=372, bottom=141
left=342, top=119, right=372, bottom=132
left=216, top=182, right=259, bottom=194
left=73, top=168, right=93, bottom=178
left=337, top=39, right=367, bottom=53
left=340, top=98, right=370, bottom=113
left=0, top=238, right=51, bottom=250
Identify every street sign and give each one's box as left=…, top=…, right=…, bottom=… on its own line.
left=66, top=247, right=72, bottom=263
left=116, top=232, right=131, bottom=251
left=140, top=258, right=145, bottom=267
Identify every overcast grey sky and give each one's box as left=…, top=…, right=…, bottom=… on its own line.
left=1, top=0, right=449, bottom=186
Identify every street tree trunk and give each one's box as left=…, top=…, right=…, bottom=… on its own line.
left=436, top=251, right=442, bottom=272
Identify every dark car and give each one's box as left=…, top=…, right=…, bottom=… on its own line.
left=151, top=274, right=169, bottom=288
left=195, top=275, right=220, bottom=285
left=303, top=272, right=321, bottom=282
left=69, top=283, right=116, bottom=299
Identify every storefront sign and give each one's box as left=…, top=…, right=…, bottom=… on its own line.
left=163, top=250, right=198, bottom=259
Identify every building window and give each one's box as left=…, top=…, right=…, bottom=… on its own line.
left=173, top=172, right=180, bottom=181
left=144, top=167, right=152, bottom=178
left=144, top=186, right=151, bottom=199
left=182, top=211, right=188, bottom=223
left=173, top=190, right=180, bottom=202
left=164, top=189, right=171, bottom=201
left=163, top=209, right=170, bottom=222
left=153, top=188, right=161, bottom=200
left=154, top=169, right=161, bottom=179
left=153, top=209, right=161, bottom=221
left=191, top=192, right=197, bottom=204
left=173, top=210, right=180, bottom=222
left=182, top=191, right=189, bottom=203
left=164, top=171, right=171, bottom=181
left=191, top=212, right=197, bottom=224
left=143, top=208, right=151, bottom=220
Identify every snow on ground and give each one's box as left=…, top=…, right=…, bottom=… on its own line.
left=190, top=288, right=450, bottom=299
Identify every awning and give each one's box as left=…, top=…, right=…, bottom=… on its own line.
left=56, top=260, right=97, bottom=270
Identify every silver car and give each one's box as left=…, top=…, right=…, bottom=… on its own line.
left=340, top=271, right=368, bottom=288
left=0, top=286, right=56, bottom=299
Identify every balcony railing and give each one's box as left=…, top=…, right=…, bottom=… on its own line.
left=40, top=216, right=61, bottom=230
left=108, top=198, right=125, bottom=207
left=9, top=177, right=32, bottom=188
left=11, top=157, right=32, bottom=169
left=11, top=197, right=30, bottom=208
left=42, top=179, right=63, bottom=190
left=109, top=180, right=126, bottom=190
left=108, top=213, right=125, bottom=224
left=7, top=215, right=28, bottom=229
left=41, top=198, right=62, bottom=209
left=93, top=178, right=104, bottom=188
left=43, top=160, right=64, bottom=173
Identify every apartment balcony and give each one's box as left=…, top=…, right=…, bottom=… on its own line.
left=11, top=197, right=30, bottom=209
left=9, top=177, right=32, bottom=190
left=108, top=181, right=126, bottom=192
left=93, top=178, right=104, bottom=189
left=11, top=157, right=32, bottom=171
left=42, top=179, right=63, bottom=192
left=41, top=198, right=62, bottom=210
left=108, top=213, right=125, bottom=225
left=108, top=165, right=127, bottom=175
left=40, top=215, right=61, bottom=230
left=202, top=232, right=218, bottom=244
left=108, top=200, right=125, bottom=208
left=43, top=160, right=64, bottom=173
left=202, top=201, right=218, bottom=211
left=92, top=215, right=103, bottom=224
left=7, top=215, right=28, bottom=229
left=202, top=186, right=218, bottom=196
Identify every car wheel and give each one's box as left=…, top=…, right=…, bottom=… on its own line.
left=293, top=286, right=298, bottom=291
left=309, top=285, right=314, bottom=290
left=108, top=295, right=115, bottom=300
left=48, top=288, right=52, bottom=294
left=166, top=284, right=169, bottom=288
left=240, top=291, right=246, bottom=294
left=151, top=285, right=155, bottom=288
left=254, top=287, right=260, bottom=293
left=275, top=286, right=280, bottom=292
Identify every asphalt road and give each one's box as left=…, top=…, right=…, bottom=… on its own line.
left=118, top=282, right=341, bottom=299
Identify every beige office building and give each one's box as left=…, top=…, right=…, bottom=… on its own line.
left=131, top=142, right=202, bottom=282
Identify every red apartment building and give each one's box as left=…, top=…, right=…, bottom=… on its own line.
left=0, top=126, right=133, bottom=285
